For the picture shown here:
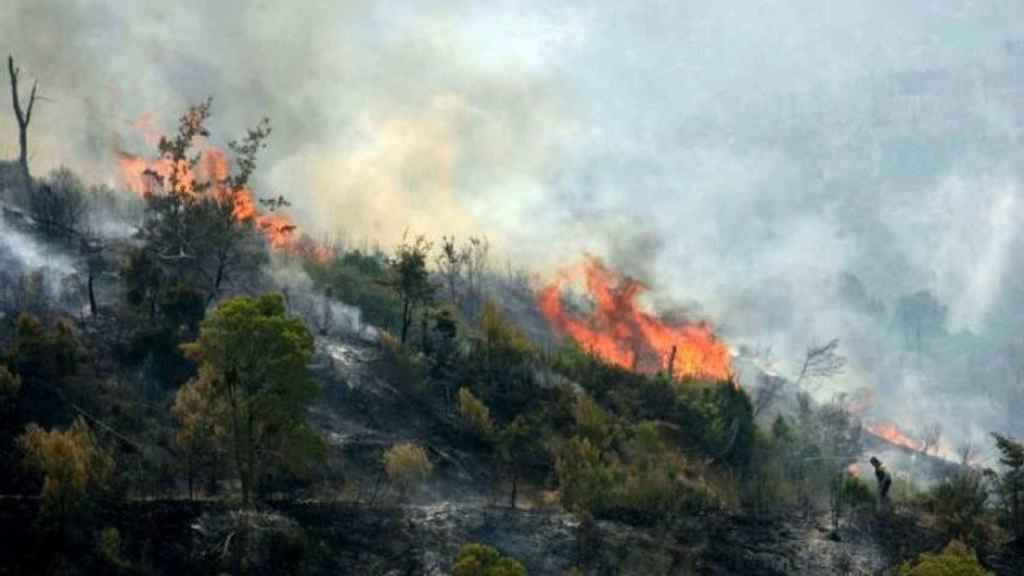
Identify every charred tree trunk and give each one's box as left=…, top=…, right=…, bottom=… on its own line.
left=400, top=299, right=412, bottom=344
left=87, top=270, right=97, bottom=316
left=7, top=55, right=38, bottom=194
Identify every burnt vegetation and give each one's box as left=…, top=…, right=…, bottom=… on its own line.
left=0, top=73, right=1021, bottom=576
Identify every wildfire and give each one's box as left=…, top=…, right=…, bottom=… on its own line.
left=866, top=421, right=923, bottom=452
left=537, top=256, right=732, bottom=381
left=117, top=122, right=325, bottom=260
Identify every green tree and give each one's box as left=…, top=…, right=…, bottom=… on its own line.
left=452, top=543, right=527, bottom=576
left=18, top=417, right=114, bottom=520
left=468, top=300, right=538, bottom=420
left=7, top=313, right=82, bottom=387
left=180, top=293, right=323, bottom=506
left=556, top=436, right=618, bottom=518
left=385, top=234, right=434, bottom=344
left=172, top=373, right=229, bottom=499
left=991, top=432, right=1024, bottom=539
left=897, top=540, right=992, bottom=576
left=495, top=413, right=547, bottom=508
left=573, top=393, right=615, bottom=450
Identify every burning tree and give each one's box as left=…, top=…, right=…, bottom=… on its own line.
left=130, top=99, right=273, bottom=305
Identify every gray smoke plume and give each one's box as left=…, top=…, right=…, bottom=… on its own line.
left=3, top=1, right=1024, bottom=456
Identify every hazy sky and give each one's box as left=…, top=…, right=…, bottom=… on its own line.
left=3, top=1, right=1024, bottom=447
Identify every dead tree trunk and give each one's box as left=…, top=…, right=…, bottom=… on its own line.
left=7, top=55, right=38, bottom=194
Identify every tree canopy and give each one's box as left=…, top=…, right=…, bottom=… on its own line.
left=180, top=292, right=323, bottom=505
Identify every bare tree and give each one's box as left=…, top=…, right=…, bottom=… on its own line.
left=794, top=338, right=847, bottom=390
left=29, top=168, right=88, bottom=241
left=957, top=441, right=978, bottom=467
left=435, top=235, right=469, bottom=307
left=463, top=236, right=490, bottom=319
left=7, top=55, right=40, bottom=193
left=920, top=422, right=943, bottom=457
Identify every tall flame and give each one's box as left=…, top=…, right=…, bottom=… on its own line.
left=117, top=123, right=326, bottom=260
left=537, top=256, right=731, bottom=381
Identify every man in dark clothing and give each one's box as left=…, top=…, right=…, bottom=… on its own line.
left=870, top=456, right=892, bottom=504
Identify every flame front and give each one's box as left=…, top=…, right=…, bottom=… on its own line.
left=117, top=126, right=322, bottom=259
left=866, top=421, right=924, bottom=452
left=537, top=256, right=731, bottom=381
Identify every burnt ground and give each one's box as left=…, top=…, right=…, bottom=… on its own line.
left=4, top=496, right=1020, bottom=576
left=1, top=334, right=1021, bottom=575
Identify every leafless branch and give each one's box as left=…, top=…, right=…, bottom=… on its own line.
left=795, top=338, right=846, bottom=390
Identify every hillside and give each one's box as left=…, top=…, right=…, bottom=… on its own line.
left=0, top=93, right=1021, bottom=576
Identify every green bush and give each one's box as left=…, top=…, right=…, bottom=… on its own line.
left=897, top=540, right=992, bottom=575
left=841, top=474, right=875, bottom=509
left=452, top=543, right=527, bottom=576
left=306, top=250, right=402, bottom=331
left=380, top=332, right=427, bottom=392
left=383, top=442, right=434, bottom=498
left=556, top=436, right=619, bottom=517
left=95, top=526, right=131, bottom=572
left=457, top=387, right=495, bottom=441
left=927, top=471, right=990, bottom=544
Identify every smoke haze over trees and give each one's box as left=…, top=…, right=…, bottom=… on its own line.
left=3, top=2, right=1024, bottom=451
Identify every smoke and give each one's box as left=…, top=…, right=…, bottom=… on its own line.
left=4, top=1, right=1024, bottom=452
left=0, top=217, right=74, bottom=275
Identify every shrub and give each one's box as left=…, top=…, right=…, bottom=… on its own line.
left=573, top=393, right=615, bottom=449
left=457, top=387, right=495, bottom=440
left=18, top=417, right=115, bottom=520
left=841, top=474, right=875, bottom=510
left=897, top=540, right=992, bottom=576
left=452, top=542, right=527, bottom=576
left=96, top=526, right=131, bottom=572
left=555, top=436, right=618, bottom=518
left=383, top=442, right=434, bottom=497
left=8, top=313, right=83, bottom=387
left=927, top=471, right=990, bottom=544
left=380, top=331, right=427, bottom=392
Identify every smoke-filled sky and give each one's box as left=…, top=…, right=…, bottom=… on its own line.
left=3, top=1, right=1024, bottom=452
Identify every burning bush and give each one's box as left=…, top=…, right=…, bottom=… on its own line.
left=537, top=256, right=730, bottom=381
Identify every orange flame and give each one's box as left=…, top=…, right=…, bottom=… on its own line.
left=866, top=421, right=923, bottom=452
left=117, top=124, right=326, bottom=261
left=537, top=256, right=731, bottom=381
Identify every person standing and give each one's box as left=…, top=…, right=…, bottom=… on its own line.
left=870, top=456, right=892, bottom=504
